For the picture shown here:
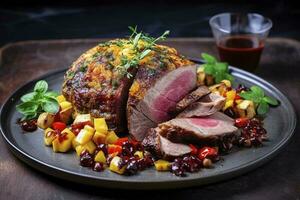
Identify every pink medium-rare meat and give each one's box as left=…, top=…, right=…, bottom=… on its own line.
left=140, top=65, right=197, bottom=123
left=158, top=112, right=238, bottom=143
left=142, top=127, right=192, bottom=159
left=177, top=93, right=225, bottom=118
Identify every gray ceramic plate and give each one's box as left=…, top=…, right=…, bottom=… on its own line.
left=0, top=61, right=297, bottom=190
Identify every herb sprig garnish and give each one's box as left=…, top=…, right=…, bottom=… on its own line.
left=201, top=53, right=234, bottom=83
left=116, top=26, right=170, bottom=78
left=239, top=86, right=279, bottom=115
left=16, top=80, right=59, bottom=120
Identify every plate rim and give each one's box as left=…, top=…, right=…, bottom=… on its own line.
left=0, top=60, right=297, bottom=189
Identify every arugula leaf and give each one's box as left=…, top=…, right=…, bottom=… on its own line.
left=16, top=80, right=59, bottom=120
left=201, top=53, right=233, bottom=84
left=34, top=80, right=48, bottom=93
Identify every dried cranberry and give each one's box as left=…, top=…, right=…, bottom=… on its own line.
left=125, top=159, right=139, bottom=175
left=93, top=162, right=104, bottom=172
left=20, top=119, right=37, bottom=132
left=80, top=151, right=94, bottom=167
left=121, top=141, right=135, bottom=156
left=236, top=84, right=249, bottom=93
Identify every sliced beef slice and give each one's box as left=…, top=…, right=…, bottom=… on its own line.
left=158, top=112, right=238, bottom=144
left=177, top=93, right=225, bottom=118
left=129, top=65, right=198, bottom=141
left=142, top=128, right=191, bottom=160
left=173, top=85, right=211, bottom=114
left=140, top=65, right=197, bottom=123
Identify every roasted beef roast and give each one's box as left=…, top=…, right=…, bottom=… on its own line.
left=62, top=39, right=193, bottom=133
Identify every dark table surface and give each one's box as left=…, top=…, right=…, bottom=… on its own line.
left=0, top=37, right=299, bottom=200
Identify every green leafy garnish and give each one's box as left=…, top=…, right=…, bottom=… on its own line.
left=239, top=86, right=279, bottom=115
left=201, top=53, right=234, bottom=83
left=116, top=26, right=170, bottom=78
left=16, top=80, right=59, bottom=120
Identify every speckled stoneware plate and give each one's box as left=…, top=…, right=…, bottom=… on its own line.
left=0, top=60, right=297, bottom=189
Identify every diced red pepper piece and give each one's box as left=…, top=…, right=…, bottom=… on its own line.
left=234, top=117, right=249, bottom=128
left=52, top=122, right=67, bottom=132
left=189, top=144, right=198, bottom=155
left=114, top=137, right=129, bottom=146
left=198, top=147, right=218, bottom=160
left=234, top=94, right=241, bottom=100
left=71, top=121, right=93, bottom=130
left=108, top=144, right=122, bottom=155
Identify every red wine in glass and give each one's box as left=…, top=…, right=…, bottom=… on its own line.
left=217, top=35, right=264, bottom=72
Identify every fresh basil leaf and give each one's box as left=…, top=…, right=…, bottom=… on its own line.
left=45, top=91, right=59, bottom=98
left=257, top=101, right=269, bottom=115
left=16, top=101, right=38, bottom=114
left=22, top=112, right=38, bottom=120
left=201, top=53, right=217, bottom=64
left=21, top=92, right=37, bottom=102
left=34, top=80, right=48, bottom=93
left=263, top=96, right=278, bottom=106
left=239, top=92, right=255, bottom=100
left=225, top=73, right=234, bottom=82
left=41, top=98, right=59, bottom=114
left=250, top=86, right=264, bottom=97
left=215, top=62, right=228, bottom=72
left=203, top=64, right=214, bottom=75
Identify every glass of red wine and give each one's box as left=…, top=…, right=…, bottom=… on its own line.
left=209, top=13, right=272, bottom=72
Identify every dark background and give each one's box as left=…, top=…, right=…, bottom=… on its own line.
left=1, top=0, right=300, bottom=46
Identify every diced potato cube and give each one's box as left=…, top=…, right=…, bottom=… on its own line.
left=75, top=129, right=94, bottom=145
left=59, top=107, right=73, bottom=124
left=56, top=95, right=66, bottom=103
left=134, top=151, right=144, bottom=159
left=75, top=141, right=96, bottom=156
left=52, top=130, right=75, bottom=153
left=84, top=125, right=95, bottom=133
left=37, top=112, right=55, bottom=129
left=223, top=100, right=234, bottom=111
left=154, top=160, right=171, bottom=171
left=197, top=67, right=206, bottom=86
left=93, top=131, right=107, bottom=145
left=94, top=150, right=106, bottom=163
left=246, top=101, right=256, bottom=119
left=44, top=128, right=56, bottom=146
left=109, top=156, right=126, bottom=174
left=221, top=80, right=231, bottom=88
left=72, top=138, right=80, bottom=149
left=105, top=131, right=119, bottom=144
left=94, top=118, right=108, bottom=134
left=226, top=90, right=236, bottom=101
left=59, top=101, right=72, bottom=110
left=73, top=114, right=92, bottom=125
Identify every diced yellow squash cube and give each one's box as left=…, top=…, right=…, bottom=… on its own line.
left=72, top=138, right=80, bottom=149
left=105, top=131, right=119, bottom=144
left=246, top=101, right=256, bottom=119
left=44, top=128, right=56, bottom=146
left=84, top=125, right=95, bottom=133
left=221, top=80, right=232, bottom=88
left=52, top=130, right=75, bottom=153
left=93, top=131, right=107, bottom=145
left=223, top=100, right=234, bottom=111
left=226, top=90, right=236, bottom=101
left=237, top=100, right=252, bottom=110
left=94, top=150, right=106, bottom=163
left=56, top=95, right=66, bottom=103
left=73, top=114, right=92, bottom=125
left=109, top=156, right=126, bottom=174
left=61, top=128, right=75, bottom=137
left=75, top=141, right=96, bottom=156
left=59, top=101, right=72, bottom=110
left=154, top=160, right=171, bottom=171
left=134, top=151, right=144, bottom=159
left=75, top=129, right=94, bottom=145
left=94, top=118, right=108, bottom=133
